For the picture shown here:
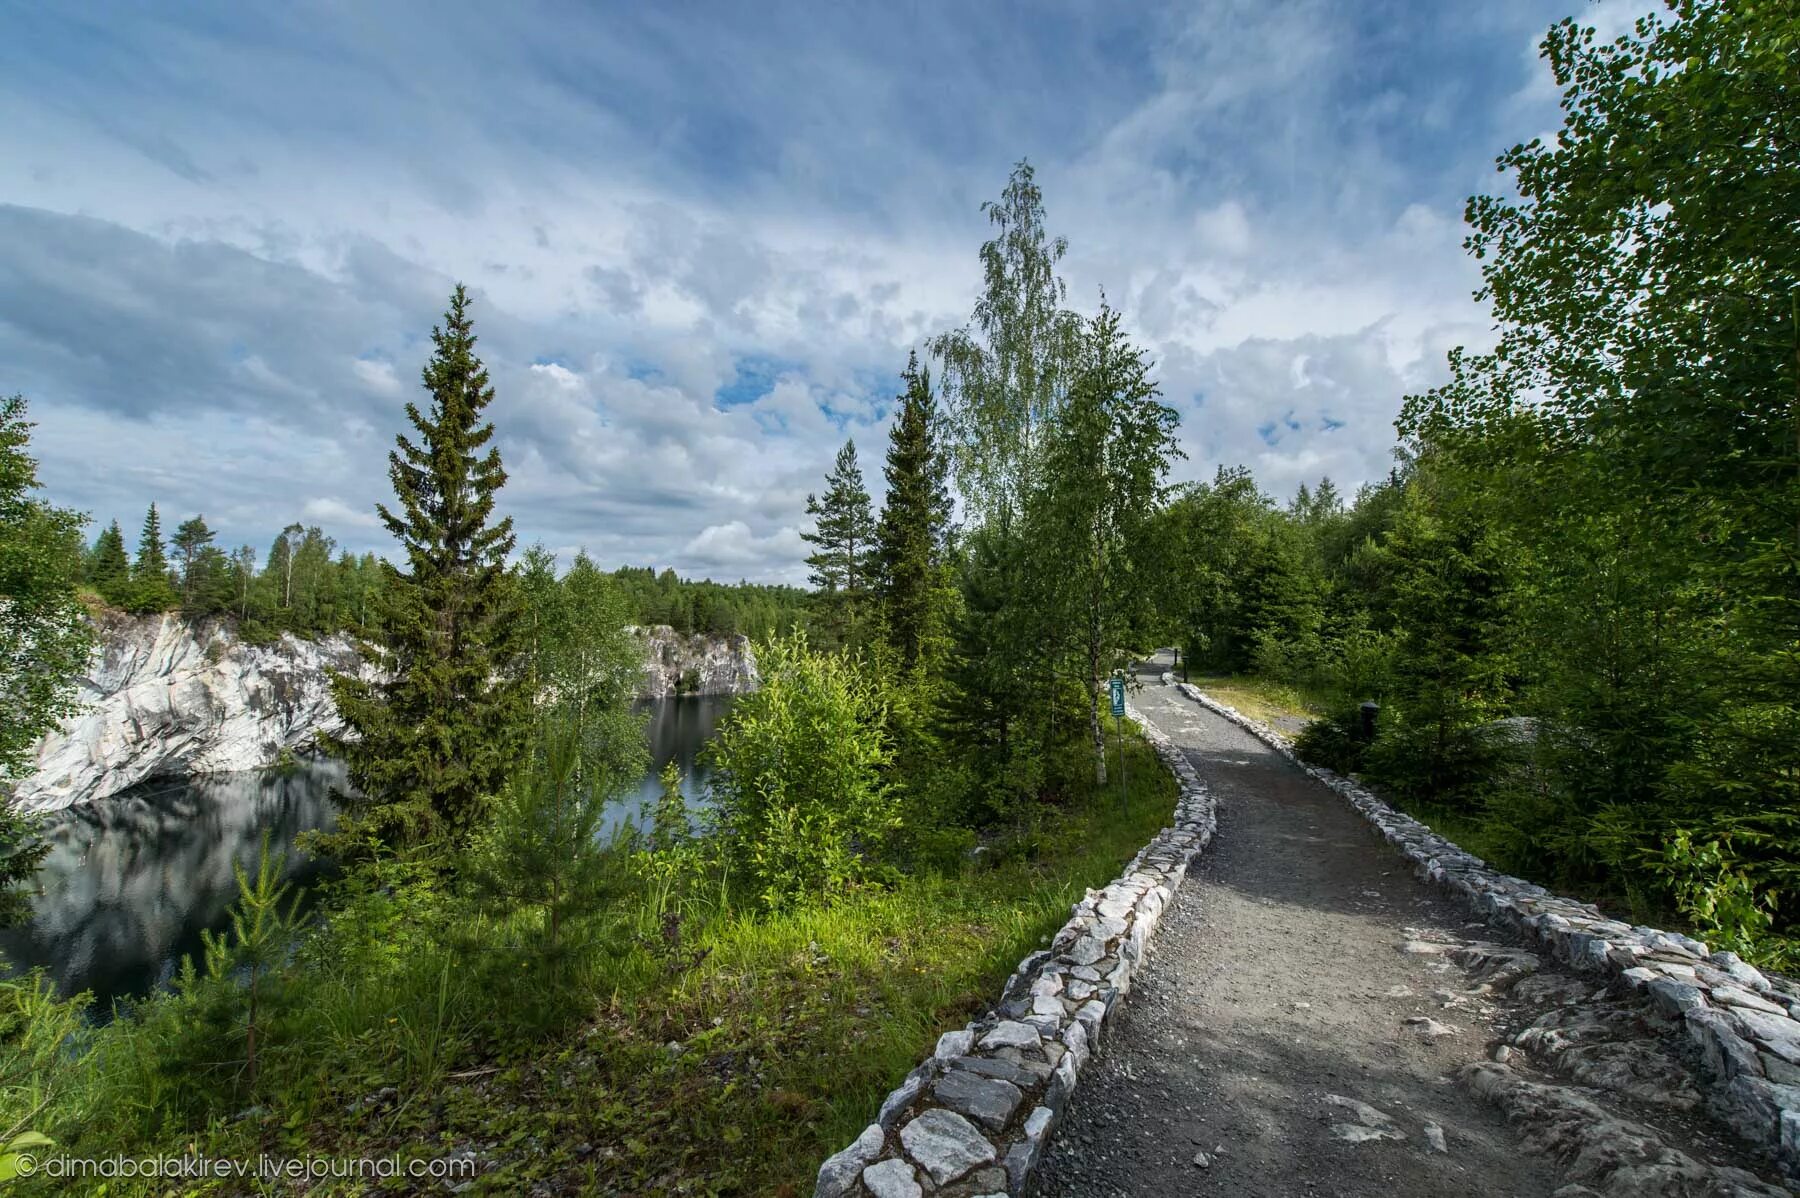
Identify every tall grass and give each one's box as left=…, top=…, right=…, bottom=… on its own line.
left=0, top=733, right=1176, bottom=1196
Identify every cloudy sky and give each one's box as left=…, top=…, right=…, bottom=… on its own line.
left=1, top=0, right=1645, bottom=583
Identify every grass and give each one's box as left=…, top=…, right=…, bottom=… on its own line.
left=10, top=735, right=1177, bottom=1197
left=1181, top=672, right=1324, bottom=730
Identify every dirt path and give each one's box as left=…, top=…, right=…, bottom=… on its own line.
left=1034, top=662, right=1788, bottom=1198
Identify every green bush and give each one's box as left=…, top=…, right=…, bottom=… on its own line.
left=1293, top=706, right=1369, bottom=775
left=707, top=631, right=898, bottom=910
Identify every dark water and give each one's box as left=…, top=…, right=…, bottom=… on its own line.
left=0, top=696, right=733, bottom=1012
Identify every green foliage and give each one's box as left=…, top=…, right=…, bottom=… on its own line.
left=649, top=761, right=692, bottom=853
left=517, top=544, right=648, bottom=790
left=1155, top=3, right=1800, bottom=958
left=1034, top=301, right=1182, bottom=782
left=707, top=631, right=898, bottom=909
left=930, top=159, right=1083, bottom=527
left=0, top=965, right=88, bottom=1167
left=86, top=519, right=130, bottom=604
left=192, top=836, right=305, bottom=1094
left=609, top=565, right=811, bottom=639
left=872, top=352, right=954, bottom=670
left=126, top=503, right=177, bottom=613
left=1653, top=832, right=1794, bottom=971
left=325, top=285, right=530, bottom=851
left=1293, top=706, right=1371, bottom=775
left=802, top=440, right=877, bottom=647
left=1379, top=0, right=1800, bottom=933
left=1358, top=472, right=1517, bottom=811
left=0, top=394, right=93, bottom=923
left=462, top=716, right=616, bottom=1019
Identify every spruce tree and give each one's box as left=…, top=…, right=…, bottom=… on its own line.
left=129, top=503, right=176, bottom=612
left=325, top=285, right=529, bottom=851
left=801, top=440, right=875, bottom=645
left=873, top=353, right=952, bottom=668
left=89, top=520, right=130, bottom=604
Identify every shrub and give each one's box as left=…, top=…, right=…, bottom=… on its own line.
left=462, top=716, right=616, bottom=1009
left=1293, top=706, right=1369, bottom=775
left=707, top=631, right=897, bottom=910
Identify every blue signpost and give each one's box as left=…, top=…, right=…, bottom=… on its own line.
left=1109, top=673, right=1127, bottom=800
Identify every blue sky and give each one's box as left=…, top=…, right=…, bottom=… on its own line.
left=0, top=0, right=1648, bottom=582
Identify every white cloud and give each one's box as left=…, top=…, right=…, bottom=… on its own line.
left=0, top=0, right=1623, bottom=577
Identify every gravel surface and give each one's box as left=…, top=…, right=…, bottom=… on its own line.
left=1034, top=665, right=1788, bottom=1198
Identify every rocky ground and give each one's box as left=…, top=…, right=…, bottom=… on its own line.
left=1034, top=669, right=1793, bottom=1198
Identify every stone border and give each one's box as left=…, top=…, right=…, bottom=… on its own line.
left=1168, top=677, right=1800, bottom=1179
left=813, top=705, right=1217, bottom=1198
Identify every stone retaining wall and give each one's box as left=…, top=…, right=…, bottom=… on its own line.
left=1170, top=678, right=1800, bottom=1180
left=812, top=706, right=1217, bottom=1198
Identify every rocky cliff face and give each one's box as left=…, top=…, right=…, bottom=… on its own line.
left=7, top=615, right=759, bottom=812
left=632, top=625, right=760, bottom=699
left=8, top=614, right=368, bottom=813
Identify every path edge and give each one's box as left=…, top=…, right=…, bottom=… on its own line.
left=1167, top=675, right=1800, bottom=1180
left=812, top=703, right=1217, bottom=1198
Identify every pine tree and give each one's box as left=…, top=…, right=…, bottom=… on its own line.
left=801, top=440, right=875, bottom=645
left=171, top=515, right=215, bottom=607
left=325, top=285, right=529, bottom=851
left=873, top=352, right=952, bottom=669
left=89, top=520, right=130, bottom=604
left=129, top=503, right=176, bottom=612
left=463, top=715, right=611, bottom=997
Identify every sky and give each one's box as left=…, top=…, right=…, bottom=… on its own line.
left=0, top=0, right=1651, bottom=584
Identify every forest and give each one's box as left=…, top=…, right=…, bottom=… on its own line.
left=0, top=2, right=1791, bottom=1192
left=55, top=502, right=809, bottom=644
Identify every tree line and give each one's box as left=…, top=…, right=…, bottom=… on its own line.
left=68, top=505, right=383, bottom=640
left=607, top=565, right=812, bottom=639
left=62, top=506, right=808, bottom=645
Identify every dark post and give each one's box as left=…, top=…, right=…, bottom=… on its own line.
left=1359, top=701, right=1380, bottom=742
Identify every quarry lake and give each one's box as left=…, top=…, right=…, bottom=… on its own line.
left=0, top=695, right=734, bottom=1012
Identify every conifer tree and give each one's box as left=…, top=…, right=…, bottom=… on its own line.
left=129, top=503, right=176, bottom=612
left=801, top=440, right=875, bottom=645
left=171, top=515, right=215, bottom=606
left=326, top=285, right=529, bottom=851
left=873, top=352, right=952, bottom=669
left=89, top=520, right=130, bottom=604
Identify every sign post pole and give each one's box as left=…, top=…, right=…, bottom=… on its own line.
left=1109, top=672, right=1127, bottom=804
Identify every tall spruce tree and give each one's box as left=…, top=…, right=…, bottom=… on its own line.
left=130, top=503, right=176, bottom=613
left=89, top=519, right=130, bottom=604
left=801, top=440, right=875, bottom=645
left=326, top=285, right=529, bottom=850
left=873, top=352, right=952, bottom=669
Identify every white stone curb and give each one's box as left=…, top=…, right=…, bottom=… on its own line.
left=1170, top=679, right=1800, bottom=1179
left=812, top=704, right=1217, bottom=1198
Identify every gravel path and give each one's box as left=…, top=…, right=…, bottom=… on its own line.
left=1034, top=664, right=1785, bottom=1198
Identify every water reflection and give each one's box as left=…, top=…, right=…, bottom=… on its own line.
left=0, top=696, right=734, bottom=1011
left=607, top=694, right=732, bottom=836
left=0, top=761, right=343, bottom=1012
